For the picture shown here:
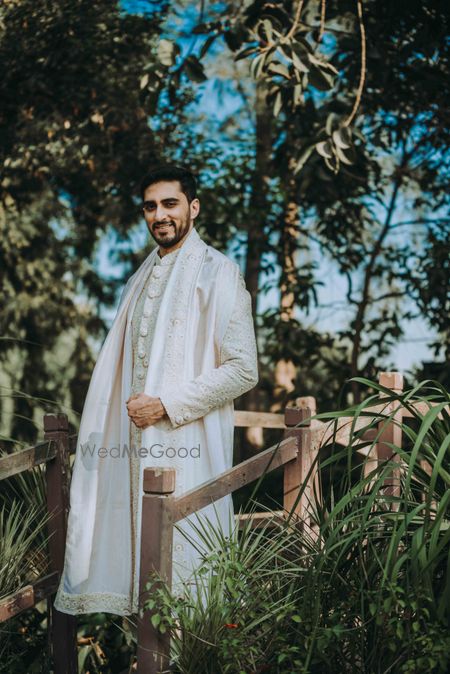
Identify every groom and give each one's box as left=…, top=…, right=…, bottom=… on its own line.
left=54, top=164, right=258, bottom=615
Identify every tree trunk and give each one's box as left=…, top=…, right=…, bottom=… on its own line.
left=350, top=174, right=402, bottom=404
left=241, top=79, right=272, bottom=452
left=271, top=159, right=299, bottom=412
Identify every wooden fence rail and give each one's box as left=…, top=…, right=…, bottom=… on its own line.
left=0, top=371, right=447, bottom=673
left=0, top=414, right=78, bottom=673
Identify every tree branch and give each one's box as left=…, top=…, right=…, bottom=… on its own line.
left=390, top=218, right=450, bottom=228
left=349, top=145, right=408, bottom=401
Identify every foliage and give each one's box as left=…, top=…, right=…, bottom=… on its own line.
left=144, top=378, right=450, bottom=673
left=162, top=0, right=365, bottom=170
left=0, top=601, right=51, bottom=674
left=0, top=606, right=136, bottom=674
left=0, top=0, right=174, bottom=444
left=157, top=0, right=449, bottom=408
left=0, top=500, right=49, bottom=601
left=145, top=519, right=301, bottom=673
left=75, top=613, right=136, bottom=674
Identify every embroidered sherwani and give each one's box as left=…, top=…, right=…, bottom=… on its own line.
left=54, top=228, right=258, bottom=615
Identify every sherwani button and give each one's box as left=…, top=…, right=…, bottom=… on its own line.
left=140, top=326, right=148, bottom=337
left=175, top=415, right=183, bottom=424
left=183, top=412, right=191, bottom=421
left=152, top=267, right=161, bottom=278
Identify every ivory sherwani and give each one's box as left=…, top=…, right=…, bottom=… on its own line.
left=54, top=228, right=258, bottom=616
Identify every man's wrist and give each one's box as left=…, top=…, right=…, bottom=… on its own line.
left=158, top=398, right=167, bottom=417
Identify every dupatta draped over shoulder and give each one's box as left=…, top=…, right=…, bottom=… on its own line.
left=54, top=228, right=258, bottom=615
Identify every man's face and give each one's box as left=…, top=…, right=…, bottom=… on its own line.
left=142, top=180, right=199, bottom=250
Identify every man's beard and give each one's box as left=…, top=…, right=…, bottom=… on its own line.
left=149, top=216, right=191, bottom=249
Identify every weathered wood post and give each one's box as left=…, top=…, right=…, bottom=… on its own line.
left=377, top=372, right=404, bottom=499
left=137, top=467, right=175, bottom=674
left=44, top=413, right=78, bottom=674
left=361, top=427, right=379, bottom=487
left=283, top=398, right=317, bottom=526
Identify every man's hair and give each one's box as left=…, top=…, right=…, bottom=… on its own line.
left=140, top=164, right=198, bottom=204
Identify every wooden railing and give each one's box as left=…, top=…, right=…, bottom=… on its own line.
left=0, top=414, right=78, bottom=674
left=0, top=371, right=446, bottom=673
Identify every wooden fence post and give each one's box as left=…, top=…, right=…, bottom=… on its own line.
left=283, top=398, right=316, bottom=526
left=377, top=372, right=404, bottom=499
left=361, top=427, right=379, bottom=484
left=137, top=467, right=175, bottom=674
left=44, top=413, right=78, bottom=674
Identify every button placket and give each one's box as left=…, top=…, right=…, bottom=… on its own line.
left=131, top=246, right=182, bottom=397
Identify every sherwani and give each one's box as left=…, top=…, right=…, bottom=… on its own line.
left=54, top=228, right=258, bottom=615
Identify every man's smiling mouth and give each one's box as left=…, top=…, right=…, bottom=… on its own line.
left=154, top=223, right=174, bottom=230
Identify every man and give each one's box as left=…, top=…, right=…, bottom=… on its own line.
left=54, top=164, right=258, bottom=615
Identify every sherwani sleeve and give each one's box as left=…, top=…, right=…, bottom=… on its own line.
left=159, top=274, right=258, bottom=429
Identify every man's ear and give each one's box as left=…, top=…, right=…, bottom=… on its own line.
left=191, top=198, right=200, bottom=220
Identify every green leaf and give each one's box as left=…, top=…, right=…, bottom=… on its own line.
left=250, top=53, right=266, bottom=79
left=151, top=613, right=161, bottom=629
left=293, top=83, right=303, bottom=107
left=262, top=19, right=273, bottom=42
left=308, top=52, right=339, bottom=75
left=334, top=144, right=354, bottom=165
left=139, top=73, right=149, bottom=90
left=234, top=45, right=258, bottom=62
left=292, top=50, right=309, bottom=73
left=316, top=140, right=334, bottom=159
left=273, top=91, right=283, bottom=117
left=325, top=113, right=339, bottom=135
left=268, top=62, right=290, bottom=79
left=294, top=145, right=314, bottom=173
left=308, top=65, right=334, bottom=91
left=157, top=39, right=179, bottom=67
left=199, top=34, right=217, bottom=59
left=332, top=128, right=352, bottom=149
left=184, top=55, right=207, bottom=83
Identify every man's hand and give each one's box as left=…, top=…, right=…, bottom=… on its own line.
left=126, top=393, right=166, bottom=429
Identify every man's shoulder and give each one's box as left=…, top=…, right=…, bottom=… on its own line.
left=203, top=244, right=240, bottom=277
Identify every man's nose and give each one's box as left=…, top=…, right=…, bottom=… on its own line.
left=154, top=204, right=169, bottom=221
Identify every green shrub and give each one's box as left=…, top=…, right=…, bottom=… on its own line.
left=145, top=379, right=450, bottom=674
